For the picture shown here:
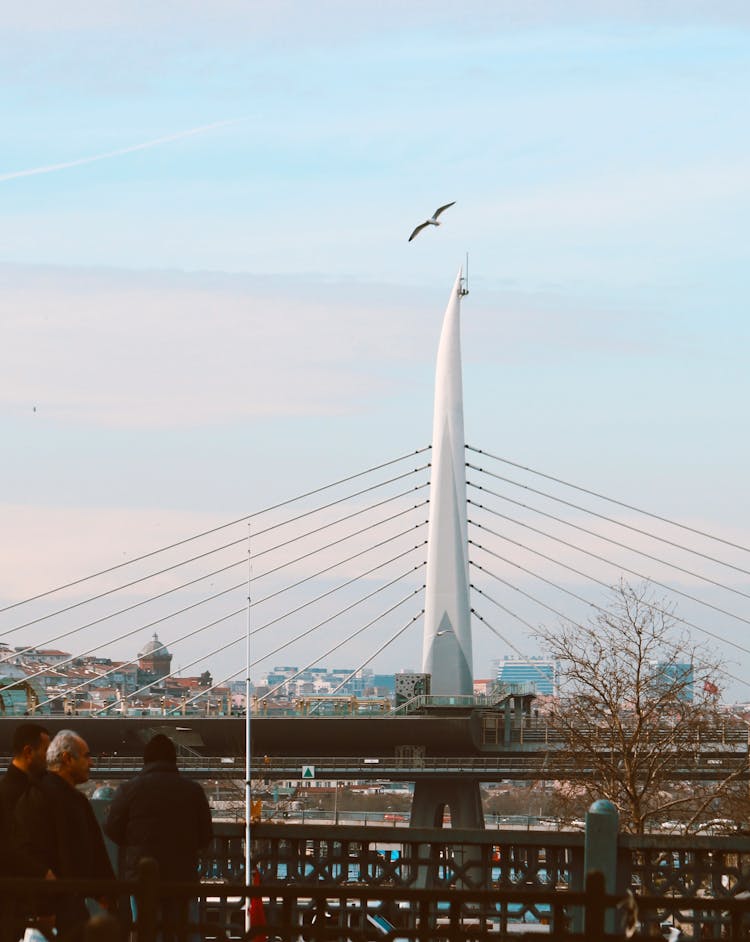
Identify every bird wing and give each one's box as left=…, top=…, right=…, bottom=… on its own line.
left=408, top=221, right=429, bottom=242
left=432, top=201, right=456, bottom=220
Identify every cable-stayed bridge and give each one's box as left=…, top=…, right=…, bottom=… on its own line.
left=2, top=437, right=749, bottom=717
left=2, top=270, right=750, bottom=823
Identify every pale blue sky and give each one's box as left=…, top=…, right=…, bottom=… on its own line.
left=2, top=3, right=749, bottom=697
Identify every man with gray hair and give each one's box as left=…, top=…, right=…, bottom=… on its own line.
left=15, top=729, right=115, bottom=936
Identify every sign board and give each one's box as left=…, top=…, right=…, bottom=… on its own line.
left=302, top=765, right=315, bottom=779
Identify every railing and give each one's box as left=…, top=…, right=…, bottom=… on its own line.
left=3, top=860, right=749, bottom=940
left=12, top=752, right=739, bottom=782
left=390, top=686, right=537, bottom=716
left=200, top=821, right=750, bottom=938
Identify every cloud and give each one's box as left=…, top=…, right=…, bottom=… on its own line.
left=0, top=265, right=437, bottom=427
left=0, top=119, right=246, bottom=183
left=0, top=262, right=677, bottom=429
left=474, top=161, right=750, bottom=235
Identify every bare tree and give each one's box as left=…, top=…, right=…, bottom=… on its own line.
left=537, top=581, right=747, bottom=834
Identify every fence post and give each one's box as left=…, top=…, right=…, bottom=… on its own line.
left=585, top=870, right=606, bottom=941
left=584, top=799, right=619, bottom=935
left=135, top=857, right=159, bottom=942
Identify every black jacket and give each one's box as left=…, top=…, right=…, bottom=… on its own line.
left=14, top=771, right=115, bottom=933
left=104, top=760, right=212, bottom=881
left=0, top=763, right=48, bottom=877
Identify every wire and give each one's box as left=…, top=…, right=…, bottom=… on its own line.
left=1, top=536, right=248, bottom=639
left=466, top=446, right=750, bottom=557
left=172, top=560, right=427, bottom=702
left=469, top=515, right=750, bottom=629
left=4, top=517, right=427, bottom=676
left=466, top=476, right=750, bottom=581
left=5, top=483, right=429, bottom=641
left=250, top=502, right=428, bottom=568
left=471, top=606, right=537, bottom=651
left=0, top=574, right=248, bottom=695
left=251, top=556, right=427, bottom=636
left=173, top=587, right=425, bottom=712
left=0, top=447, right=431, bottom=615
left=101, top=565, right=425, bottom=713
left=34, top=606, right=246, bottom=710
left=251, top=531, right=428, bottom=606
left=314, top=612, right=424, bottom=703
left=467, top=492, right=750, bottom=602
left=0, top=559, right=248, bottom=674
left=250, top=481, right=429, bottom=542
left=472, top=577, right=581, bottom=632
left=1, top=557, right=247, bottom=659
left=471, top=557, right=612, bottom=625
left=256, top=591, right=424, bottom=703
left=467, top=532, right=750, bottom=659
left=472, top=566, right=750, bottom=687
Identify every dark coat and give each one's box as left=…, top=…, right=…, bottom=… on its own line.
left=104, top=760, right=212, bottom=882
left=0, top=763, right=48, bottom=877
left=14, top=771, right=115, bottom=934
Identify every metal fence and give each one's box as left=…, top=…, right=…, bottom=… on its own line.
left=4, top=822, right=750, bottom=940
left=2, top=864, right=750, bottom=941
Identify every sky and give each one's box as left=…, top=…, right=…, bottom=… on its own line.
left=2, top=2, right=750, bottom=700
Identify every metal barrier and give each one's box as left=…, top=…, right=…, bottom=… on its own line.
left=2, top=864, right=750, bottom=941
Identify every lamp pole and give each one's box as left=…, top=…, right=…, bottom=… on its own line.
left=244, top=524, right=253, bottom=935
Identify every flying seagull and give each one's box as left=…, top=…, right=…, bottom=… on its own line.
left=408, top=201, right=456, bottom=242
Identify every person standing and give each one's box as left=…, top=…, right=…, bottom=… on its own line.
left=0, top=723, right=56, bottom=936
left=105, top=734, right=213, bottom=941
left=0, top=722, right=51, bottom=875
left=15, top=729, right=115, bottom=937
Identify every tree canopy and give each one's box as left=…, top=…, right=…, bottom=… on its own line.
left=537, top=581, right=745, bottom=834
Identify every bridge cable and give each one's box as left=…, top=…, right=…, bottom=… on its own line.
left=471, top=576, right=750, bottom=694
left=250, top=480, right=430, bottom=542
left=249, top=533, right=428, bottom=608
left=0, top=558, right=251, bottom=679
left=471, top=606, right=538, bottom=655
left=249, top=504, right=428, bottom=576
left=2, top=483, right=429, bottom=639
left=310, top=612, right=425, bottom=708
left=95, top=582, right=424, bottom=715
left=39, top=549, right=426, bottom=706
left=91, top=575, right=425, bottom=715
left=467, top=491, right=750, bottom=602
left=33, top=606, right=245, bottom=711
left=33, top=553, right=427, bottom=708
left=467, top=532, right=750, bottom=659
left=2, top=518, right=427, bottom=674
left=254, top=595, right=425, bottom=705
left=471, top=558, right=619, bottom=630
left=466, top=445, right=750, bottom=558
left=466, top=473, right=750, bottom=581
left=170, top=589, right=426, bottom=713
left=469, top=516, right=750, bottom=629
left=1, top=556, right=250, bottom=659
left=0, top=446, right=431, bottom=615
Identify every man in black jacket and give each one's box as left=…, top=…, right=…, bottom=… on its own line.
left=14, top=729, right=116, bottom=937
left=0, top=722, right=50, bottom=875
left=0, top=723, right=55, bottom=935
left=105, top=734, right=212, bottom=941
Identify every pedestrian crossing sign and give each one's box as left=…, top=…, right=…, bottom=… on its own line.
left=302, top=765, right=315, bottom=779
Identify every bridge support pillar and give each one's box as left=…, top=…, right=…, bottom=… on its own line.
left=410, top=777, right=485, bottom=889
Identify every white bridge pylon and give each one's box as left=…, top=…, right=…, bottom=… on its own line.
left=421, top=269, right=473, bottom=695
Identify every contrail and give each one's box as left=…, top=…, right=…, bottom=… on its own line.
left=0, top=118, right=245, bottom=183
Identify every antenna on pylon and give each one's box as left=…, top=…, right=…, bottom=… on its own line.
left=459, top=252, right=470, bottom=296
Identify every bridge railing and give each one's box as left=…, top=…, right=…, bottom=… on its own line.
left=199, top=820, right=750, bottom=938
left=2, top=863, right=749, bottom=941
